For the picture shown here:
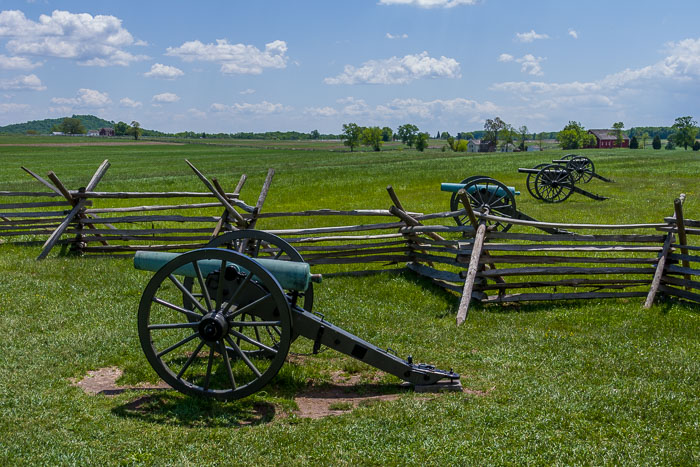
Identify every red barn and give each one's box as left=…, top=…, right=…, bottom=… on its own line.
left=588, top=129, right=629, bottom=148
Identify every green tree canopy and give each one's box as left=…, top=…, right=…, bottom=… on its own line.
left=652, top=135, right=662, bottom=149
left=126, top=121, right=142, bottom=140
left=612, top=122, right=625, bottom=147
left=671, top=116, right=699, bottom=150
left=415, top=132, right=429, bottom=152
left=361, top=126, right=383, bottom=151
left=557, top=121, right=594, bottom=150
left=381, top=126, right=393, bottom=142
left=397, top=124, right=419, bottom=147
left=483, top=117, right=505, bottom=149
left=629, top=136, right=639, bottom=149
left=341, top=123, right=362, bottom=152
left=114, top=121, right=128, bottom=136
left=59, top=117, right=86, bottom=135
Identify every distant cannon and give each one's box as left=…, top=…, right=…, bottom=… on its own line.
left=518, top=156, right=611, bottom=203
left=134, top=230, right=460, bottom=400
left=441, top=175, right=568, bottom=234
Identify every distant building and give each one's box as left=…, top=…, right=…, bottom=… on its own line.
left=500, top=143, right=516, bottom=152
left=87, top=130, right=99, bottom=137
left=588, top=129, right=629, bottom=148
left=51, top=132, right=64, bottom=136
left=467, top=139, right=495, bottom=153
left=99, top=127, right=115, bottom=136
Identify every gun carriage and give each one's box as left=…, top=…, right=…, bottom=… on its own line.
left=518, top=155, right=613, bottom=203
left=135, top=230, right=459, bottom=400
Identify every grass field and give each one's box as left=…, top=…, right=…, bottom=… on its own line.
left=0, top=138, right=698, bottom=465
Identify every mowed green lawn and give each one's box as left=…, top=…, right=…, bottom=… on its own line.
left=0, top=139, right=698, bottom=465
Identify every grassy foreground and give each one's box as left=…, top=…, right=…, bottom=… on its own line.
left=0, top=139, right=698, bottom=465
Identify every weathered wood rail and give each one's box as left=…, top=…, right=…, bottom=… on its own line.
left=1, top=161, right=698, bottom=321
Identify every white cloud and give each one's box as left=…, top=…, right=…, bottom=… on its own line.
left=568, top=29, right=578, bottom=39
left=144, top=63, right=184, bottom=79
left=0, top=102, right=29, bottom=113
left=0, top=54, right=41, bottom=70
left=51, top=88, right=111, bottom=107
left=386, top=32, right=408, bottom=39
left=498, top=54, right=545, bottom=75
left=152, top=92, right=180, bottom=103
left=119, top=97, right=142, bottom=108
left=0, top=74, right=45, bottom=91
left=210, top=101, right=290, bottom=115
left=240, top=88, right=256, bottom=95
left=324, top=52, right=460, bottom=85
left=516, top=54, right=545, bottom=76
left=304, top=106, right=338, bottom=117
left=0, top=10, right=147, bottom=66
left=166, top=39, right=288, bottom=74
left=515, top=29, right=550, bottom=43
left=379, top=0, right=477, bottom=8
left=188, top=108, right=206, bottom=119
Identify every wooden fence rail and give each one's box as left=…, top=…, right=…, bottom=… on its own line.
left=2, top=161, right=698, bottom=321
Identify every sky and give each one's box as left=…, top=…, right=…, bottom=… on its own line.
left=0, top=0, right=699, bottom=135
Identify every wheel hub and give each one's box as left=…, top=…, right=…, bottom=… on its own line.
left=198, top=312, right=229, bottom=342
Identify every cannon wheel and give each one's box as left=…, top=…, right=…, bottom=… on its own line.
left=450, top=176, right=516, bottom=231
left=525, top=163, right=550, bottom=200
left=534, top=164, right=574, bottom=203
left=561, top=154, right=579, bottom=161
left=138, top=248, right=292, bottom=400
left=448, top=175, right=489, bottom=225
left=567, top=156, right=595, bottom=183
left=183, top=230, right=311, bottom=356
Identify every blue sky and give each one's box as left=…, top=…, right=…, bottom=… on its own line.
left=0, top=0, right=699, bottom=134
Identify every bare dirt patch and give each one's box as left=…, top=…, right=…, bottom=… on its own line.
left=71, top=367, right=169, bottom=396
left=74, top=366, right=482, bottom=421
left=0, top=141, right=184, bottom=147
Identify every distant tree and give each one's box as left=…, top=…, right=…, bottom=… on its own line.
left=629, top=136, right=639, bottom=149
left=483, top=117, right=505, bottom=150
left=397, top=124, right=419, bottom=147
left=665, top=139, right=675, bottom=150
left=612, top=121, right=625, bottom=147
left=381, top=126, right=393, bottom=142
left=517, top=125, right=529, bottom=151
left=310, top=129, right=320, bottom=140
left=557, top=121, right=594, bottom=150
left=458, top=132, right=474, bottom=141
left=671, top=116, right=699, bottom=150
left=446, top=136, right=456, bottom=151
left=114, top=121, right=129, bottom=136
left=456, top=139, right=468, bottom=152
left=26, top=129, right=38, bottom=135
left=537, top=132, right=546, bottom=150
left=341, top=123, right=362, bottom=152
left=442, top=131, right=451, bottom=139
left=415, top=132, right=429, bottom=152
left=59, top=117, right=86, bottom=135
left=436, top=131, right=441, bottom=139
left=500, top=124, right=515, bottom=150
left=652, top=135, right=661, bottom=149
left=641, top=132, right=650, bottom=149
left=693, top=140, right=700, bottom=151
left=361, top=126, right=383, bottom=151
left=126, top=121, right=142, bottom=140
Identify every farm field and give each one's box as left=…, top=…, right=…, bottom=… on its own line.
left=0, top=139, right=698, bottom=465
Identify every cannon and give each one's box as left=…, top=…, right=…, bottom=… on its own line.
left=134, top=230, right=460, bottom=400
left=550, top=155, right=613, bottom=184
left=441, top=175, right=567, bottom=234
left=518, top=162, right=609, bottom=203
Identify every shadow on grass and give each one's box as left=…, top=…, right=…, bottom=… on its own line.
left=112, top=392, right=277, bottom=428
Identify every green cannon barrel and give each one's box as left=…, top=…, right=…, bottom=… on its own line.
left=440, top=183, right=520, bottom=196
left=134, top=250, right=318, bottom=292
